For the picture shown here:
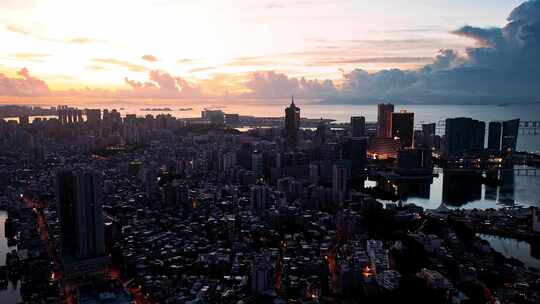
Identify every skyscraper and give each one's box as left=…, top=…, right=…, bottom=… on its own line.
left=502, top=119, right=520, bottom=152
left=285, top=96, right=300, bottom=147
left=315, top=119, right=327, bottom=146
left=332, top=164, right=347, bottom=203
left=444, top=117, right=485, bottom=156
left=351, top=116, right=366, bottom=137
left=391, top=111, right=414, bottom=148
left=488, top=121, right=502, bottom=151
left=349, top=137, right=367, bottom=179
left=421, top=123, right=436, bottom=149
left=56, top=168, right=105, bottom=259
left=377, top=103, right=394, bottom=138
left=250, top=184, right=270, bottom=211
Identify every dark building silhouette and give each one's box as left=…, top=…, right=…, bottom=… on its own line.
left=421, top=123, right=436, bottom=149
left=488, top=121, right=502, bottom=151
left=377, top=103, right=394, bottom=138
left=285, top=96, right=300, bottom=147
left=56, top=168, right=105, bottom=259
left=502, top=119, right=520, bottom=152
left=444, top=117, right=485, bottom=156
left=343, top=137, right=367, bottom=180
left=315, top=119, right=327, bottom=146
left=392, top=111, right=414, bottom=148
left=397, top=148, right=432, bottom=174
left=351, top=116, right=366, bottom=137
left=85, top=109, right=101, bottom=127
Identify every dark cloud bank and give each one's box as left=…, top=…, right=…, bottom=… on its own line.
left=249, top=0, right=540, bottom=104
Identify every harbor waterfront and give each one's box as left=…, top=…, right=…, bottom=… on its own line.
left=2, top=102, right=540, bottom=153
left=365, top=166, right=540, bottom=210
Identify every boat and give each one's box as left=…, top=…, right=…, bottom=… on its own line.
left=140, top=108, right=173, bottom=112
left=178, top=108, right=193, bottom=111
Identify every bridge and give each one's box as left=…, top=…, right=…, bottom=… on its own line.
left=519, top=121, right=540, bottom=135
left=416, top=120, right=540, bottom=136
left=433, top=167, right=539, bottom=176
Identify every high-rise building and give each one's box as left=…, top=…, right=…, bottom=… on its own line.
left=309, top=163, right=321, bottom=184
left=252, top=152, right=264, bottom=177
left=56, top=168, right=105, bottom=259
left=421, top=123, right=436, bottom=149
left=202, top=109, right=225, bottom=125
left=349, top=137, right=367, bottom=179
left=18, top=115, right=29, bottom=126
left=250, top=184, right=270, bottom=211
left=351, top=116, right=366, bottom=137
left=488, top=121, right=502, bottom=151
left=222, top=151, right=237, bottom=171
left=332, top=164, right=347, bottom=203
left=397, top=149, right=433, bottom=174
left=285, top=96, right=301, bottom=147
left=533, top=207, right=540, bottom=233
left=225, top=113, right=240, bottom=126
left=250, top=252, right=275, bottom=295
left=444, top=117, right=485, bottom=156
left=502, top=119, right=520, bottom=152
left=377, top=103, right=394, bottom=138
left=315, top=119, right=327, bottom=146
left=392, top=111, right=414, bottom=148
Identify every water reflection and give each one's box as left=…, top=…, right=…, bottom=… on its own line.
left=366, top=167, right=539, bottom=209
left=499, top=169, right=515, bottom=205
left=0, top=211, right=22, bottom=303
left=442, top=171, right=483, bottom=206
left=478, top=234, right=540, bottom=270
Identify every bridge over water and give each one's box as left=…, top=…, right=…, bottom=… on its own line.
left=433, top=167, right=539, bottom=176
left=416, top=120, right=540, bottom=136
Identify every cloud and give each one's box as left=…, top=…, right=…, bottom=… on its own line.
left=321, top=0, right=540, bottom=104
left=10, top=53, right=51, bottom=62
left=0, top=68, right=51, bottom=96
left=87, top=65, right=110, bottom=71
left=305, top=56, right=434, bottom=66
left=90, top=58, right=147, bottom=72
left=266, top=0, right=338, bottom=9
left=226, top=56, right=276, bottom=67
left=177, top=58, right=199, bottom=64
left=6, top=24, right=102, bottom=44
left=142, top=54, right=159, bottom=62
left=120, top=70, right=201, bottom=98
left=189, top=66, right=216, bottom=73
left=243, top=71, right=336, bottom=98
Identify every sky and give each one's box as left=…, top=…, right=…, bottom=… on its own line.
left=1, top=0, right=539, bottom=104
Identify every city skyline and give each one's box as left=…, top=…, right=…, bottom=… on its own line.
left=1, top=1, right=540, bottom=302
left=1, top=0, right=539, bottom=104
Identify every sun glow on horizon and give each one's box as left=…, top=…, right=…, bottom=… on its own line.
left=0, top=0, right=526, bottom=99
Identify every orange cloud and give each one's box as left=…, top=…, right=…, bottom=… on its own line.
left=177, top=58, right=199, bottom=64
left=189, top=66, right=216, bottom=73
left=0, top=68, right=51, bottom=96
left=90, top=58, right=147, bottom=72
left=10, top=53, right=51, bottom=62
left=6, top=24, right=103, bottom=44
left=121, top=70, right=201, bottom=98
left=142, top=54, right=159, bottom=62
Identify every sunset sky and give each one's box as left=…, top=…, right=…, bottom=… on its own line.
left=1, top=0, right=539, bottom=103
